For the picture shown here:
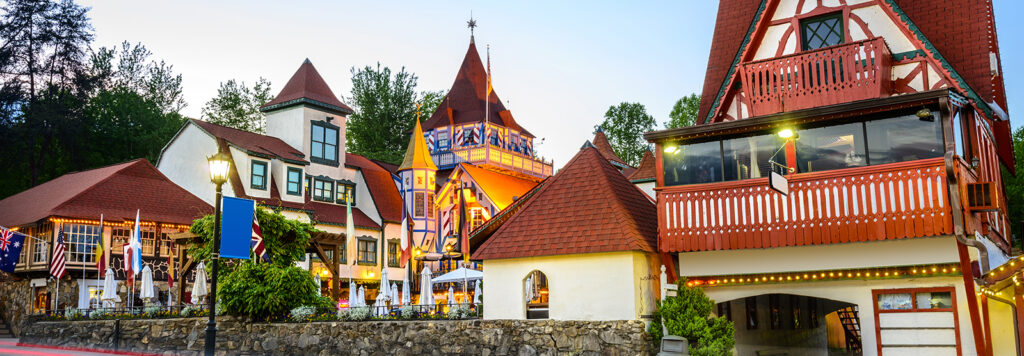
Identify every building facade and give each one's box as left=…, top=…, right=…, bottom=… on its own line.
left=645, top=0, right=1016, bottom=355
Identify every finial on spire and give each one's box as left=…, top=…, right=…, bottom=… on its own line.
left=467, top=12, right=477, bottom=43
left=415, top=102, right=422, bottom=122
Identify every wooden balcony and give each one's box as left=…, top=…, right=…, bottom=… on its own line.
left=432, top=146, right=553, bottom=178
left=740, top=37, right=892, bottom=116
left=658, top=158, right=952, bottom=253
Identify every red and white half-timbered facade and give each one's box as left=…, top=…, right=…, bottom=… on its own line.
left=647, top=0, right=1018, bottom=355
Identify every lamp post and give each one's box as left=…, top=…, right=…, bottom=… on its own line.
left=205, top=151, right=230, bottom=356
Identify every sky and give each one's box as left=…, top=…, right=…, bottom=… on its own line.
left=78, top=0, right=1023, bottom=168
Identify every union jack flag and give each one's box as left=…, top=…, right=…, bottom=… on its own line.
left=252, top=214, right=270, bottom=263
left=525, top=138, right=533, bottom=156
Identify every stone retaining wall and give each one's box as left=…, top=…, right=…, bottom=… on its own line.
left=21, top=317, right=656, bottom=355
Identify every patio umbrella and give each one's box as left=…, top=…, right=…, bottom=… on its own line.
left=379, top=267, right=391, bottom=304
left=390, top=283, right=399, bottom=307
left=190, top=262, right=208, bottom=305
left=357, top=286, right=365, bottom=307
left=313, top=272, right=321, bottom=293
left=474, top=282, right=483, bottom=305
left=524, top=274, right=534, bottom=303
left=448, top=285, right=455, bottom=305
left=419, top=266, right=434, bottom=307
left=401, top=278, right=411, bottom=306
left=100, top=268, right=120, bottom=306
left=348, top=281, right=357, bottom=308
left=373, top=290, right=387, bottom=317
left=139, top=265, right=155, bottom=303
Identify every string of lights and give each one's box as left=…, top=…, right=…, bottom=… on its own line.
left=685, top=263, right=961, bottom=288
left=48, top=217, right=191, bottom=230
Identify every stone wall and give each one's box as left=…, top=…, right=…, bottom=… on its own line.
left=21, top=317, right=655, bottom=355
left=0, top=278, right=32, bottom=335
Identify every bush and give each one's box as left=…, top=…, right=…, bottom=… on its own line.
left=65, top=308, right=83, bottom=320
left=290, top=306, right=316, bottom=322
left=649, top=279, right=735, bottom=356
left=447, top=305, right=470, bottom=319
left=143, top=306, right=164, bottom=318
left=336, top=308, right=349, bottom=320
left=218, top=262, right=324, bottom=320
left=346, top=307, right=370, bottom=321
left=400, top=306, right=415, bottom=319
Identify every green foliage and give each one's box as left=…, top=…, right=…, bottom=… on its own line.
left=597, top=102, right=657, bottom=166
left=1003, top=126, right=1024, bottom=248
left=201, top=78, right=273, bottom=133
left=188, top=208, right=314, bottom=271
left=218, top=262, right=327, bottom=319
left=650, top=280, right=735, bottom=356
left=347, top=63, right=440, bottom=165
left=665, top=94, right=701, bottom=129
left=418, top=90, right=446, bottom=121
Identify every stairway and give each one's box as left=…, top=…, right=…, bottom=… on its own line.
left=837, top=306, right=862, bottom=353
left=0, top=318, right=14, bottom=338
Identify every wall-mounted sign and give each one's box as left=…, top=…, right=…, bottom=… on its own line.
left=770, top=171, right=789, bottom=196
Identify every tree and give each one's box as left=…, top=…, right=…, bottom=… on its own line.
left=665, top=94, right=700, bottom=129
left=597, top=102, right=656, bottom=166
left=346, top=63, right=419, bottom=164
left=1003, top=126, right=1024, bottom=248
left=650, top=280, right=735, bottom=356
left=200, top=78, right=273, bottom=133
left=418, top=90, right=446, bottom=121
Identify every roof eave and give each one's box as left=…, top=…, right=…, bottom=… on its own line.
left=260, top=98, right=354, bottom=116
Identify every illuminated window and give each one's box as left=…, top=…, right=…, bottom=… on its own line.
left=387, top=239, right=400, bottom=268
left=141, top=230, right=156, bottom=256
left=414, top=193, right=425, bottom=217
left=111, top=228, right=130, bottom=254
left=32, top=225, right=52, bottom=264
left=337, top=182, right=356, bottom=205
left=64, top=224, right=100, bottom=263
left=525, top=270, right=549, bottom=319
left=357, top=237, right=377, bottom=265
left=426, top=193, right=435, bottom=219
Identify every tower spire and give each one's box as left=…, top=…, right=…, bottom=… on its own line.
left=467, top=12, right=477, bottom=43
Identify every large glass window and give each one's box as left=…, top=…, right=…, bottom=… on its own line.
left=141, top=230, right=156, bottom=256
left=32, top=225, right=52, bottom=264
left=387, top=239, right=400, bottom=268
left=801, top=13, right=843, bottom=50
left=866, top=114, right=944, bottom=164
left=723, top=134, right=787, bottom=180
left=357, top=238, right=376, bottom=265
left=311, top=121, right=339, bottom=165
left=111, top=228, right=129, bottom=254
left=313, top=179, right=333, bottom=202
left=64, top=224, right=100, bottom=263
left=286, top=168, right=302, bottom=196
left=663, top=140, right=723, bottom=186
left=796, top=123, right=866, bottom=173
left=250, top=160, right=267, bottom=190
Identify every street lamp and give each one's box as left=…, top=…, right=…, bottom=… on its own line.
left=205, top=151, right=230, bottom=356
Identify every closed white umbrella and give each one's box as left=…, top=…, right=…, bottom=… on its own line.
left=448, top=285, right=455, bottom=305
left=419, top=266, right=434, bottom=307
left=357, top=286, right=365, bottom=307
left=524, top=274, right=534, bottom=303
left=402, top=278, right=411, bottom=306
left=139, top=265, right=155, bottom=303
left=373, top=290, right=387, bottom=317
left=348, top=281, right=357, bottom=308
left=190, top=262, right=208, bottom=305
left=100, top=268, right=120, bottom=306
left=313, top=272, right=321, bottom=293
left=474, top=282, right=483, bottom=305
left=379, top=267, right=390, bottom=303
left=390, top=283, right=399, bottom=307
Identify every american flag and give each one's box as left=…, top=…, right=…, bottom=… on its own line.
left=251, top=214, right=270, bottom=262
left=49, top=224, right=67, bottom=279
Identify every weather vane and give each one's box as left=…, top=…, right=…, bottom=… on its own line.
left=467, top=12, right=477, bottom=41
left=415, top=102, right=422, bottom=121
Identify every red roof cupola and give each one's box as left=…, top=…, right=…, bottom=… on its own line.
left=260, top=59, right=353, bottom=115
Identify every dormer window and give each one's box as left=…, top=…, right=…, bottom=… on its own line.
left=286, top=167, right=302, bottom=196
left=251, top=160, right=268, bottom=190
left=311, top=121, right=339, bottom=166
left=801, top=13, right=843, bottom=50
left=312, top=178, right=334, bottom=202
left=337, top=181, right=356, bottom=205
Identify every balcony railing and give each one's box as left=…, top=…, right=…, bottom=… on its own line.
left=658, top=158, right=951, bottom=253
left=432, top=146, right=553, bottom=178
left=740, top=37, right=892, bottom=116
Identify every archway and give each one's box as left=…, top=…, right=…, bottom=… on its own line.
left=524, top=270, right=549, bottom=319
left=716, top=294, right=861, bottom=356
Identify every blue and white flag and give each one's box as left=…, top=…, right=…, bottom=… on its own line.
left=130, top=210, right=142, bottom=274
left=0, top=228, right=26, bottom=273
left=220, top=197, right=257, bottom=260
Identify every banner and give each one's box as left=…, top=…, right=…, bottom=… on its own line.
left=220, top=196, right=256, bottom=259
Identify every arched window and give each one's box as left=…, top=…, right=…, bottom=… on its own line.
left=524, top=270, right=549, bottom=319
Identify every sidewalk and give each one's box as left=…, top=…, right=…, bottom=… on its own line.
left=0, top=339, right=161, bottom=356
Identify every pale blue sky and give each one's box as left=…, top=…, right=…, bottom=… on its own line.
left=79, top=1, right=1022, bottom=167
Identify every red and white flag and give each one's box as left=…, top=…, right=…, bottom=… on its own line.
left=122, top=243, right=134, bottom=285
left=49, top=224, right=67, bottom=279
left=251, top=214, right=269, bottom=262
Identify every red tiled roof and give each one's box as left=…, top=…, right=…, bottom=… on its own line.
left=0, top=159, right=212, bottom=227
left=369, top=158, right=399, bottom=175
left=628, top=150, right=656, bottom=182
left=191, top=119, right=307, bottom=164
left=255, top=177, right=380, bottom=229
left=260, top=59, right=354, bottom=114
left=473, top=147, right=658, bottom=260
left=422, top=42, right=533, bottom=137
left=346, top=153, right=403, bottom=223
left=696, top=0, right=761, bottom=124
left=591, top=130, right=628, bottom=167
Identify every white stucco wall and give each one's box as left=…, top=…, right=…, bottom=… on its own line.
left=633, top=181, right=656, bottom=200
left=270, top=160, right=305, bottom=204
left=267, top=105, right=349, bottom=178
left=483, top=251, right=658, bottom=321
left=157, top=123, right=236, bottom=206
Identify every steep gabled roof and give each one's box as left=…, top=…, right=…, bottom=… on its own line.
left=346, top=153, right=404, bottom=223
left=591, top=129, right=629, bottom=168
left=397, top=119, right=437, bottom=171
left=696, top=0, right=763, bottom=124
left=190, top=119, right=307, bottom=164
left=260, top=59, right=354, bottom=115
left=458, top=163, right=539, bottom=210
left=628, top=150, right=656, bottom=182
left=0, top=159, right=212, bottom=227
left=422, top=41, right=533, bottom=137
left=473, top=147, right=658, bottom=260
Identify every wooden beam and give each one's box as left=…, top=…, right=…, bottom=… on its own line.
left=332, top=244, right=341, bottom=301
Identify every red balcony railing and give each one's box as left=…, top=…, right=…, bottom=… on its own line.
left=658, top=158, right=952, bottom=253
left=740, top=37, right=892, bottom=116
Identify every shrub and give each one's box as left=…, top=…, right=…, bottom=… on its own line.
left=143, top=306, right=164, bottom=318
left=290, top=306, right=316, bottom=322
left=447, top=305, right=470, bottom=319
left=649, top=279, right=735, bottom=356
left=64, top=308, right=83, bottom=320
left=218, top=262, right=323, bottom=320
left=336, top=308, right=349, bottom=320
left=400, top=306, right=415, bottom=319
left=346, top=307, right=370, bottom=321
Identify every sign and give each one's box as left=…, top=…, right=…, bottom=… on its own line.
left=220, top=196, right=256, bottom=259
left=769, top=171, right=789, bottom=196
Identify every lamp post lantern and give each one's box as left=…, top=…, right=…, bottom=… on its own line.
left=205, top=151, right=230, bottom=356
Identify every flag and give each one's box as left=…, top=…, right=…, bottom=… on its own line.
left=122, top=243, right=134, bottom=285
left=251, top=212, right=270, bottom=263
left=439, top=209, right=451, bottom=238
left=130, top=210, right=142, bottom=275
left=0, top=228, right=27, bottom=273
left=425, top=133, right=435, bottom=152
left=346, top=197, right=356, bottom=265
left=399, top=207, right=410, bottom=267
left=95, top=215, right=105, bottom=277
left=486, top=45, right=493, bottom=96
left=220, top=197, right=257, bottom=259
left=457, top=184, right=468, bottom=256
left=50, top=224, right=67, bottom=279
left=167, top=240, right=174, bottom=288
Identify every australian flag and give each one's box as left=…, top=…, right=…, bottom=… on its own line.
left=0, top=228, right=26, bottom=273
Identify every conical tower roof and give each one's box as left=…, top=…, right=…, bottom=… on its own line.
left=422, top=42, right=532, bottom=137
left=260, top=59, right=353, bottom=114
left=398, top=119, right=437, bottom=171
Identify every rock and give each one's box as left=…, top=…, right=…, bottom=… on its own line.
left=518, top=344, right=537, bottom=356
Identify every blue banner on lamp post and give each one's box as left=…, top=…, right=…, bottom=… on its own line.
left=220, top=196, right=255, bottom=260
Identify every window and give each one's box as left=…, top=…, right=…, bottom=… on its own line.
left=717, top=302, right=732, bottom=322
left=426, top=193, right=435, bottom=219
left=801, top=13, right=843, bottom=50
left=663, top=140, right=723, bottom=186
left=313, top=178, right=334, bottom=202
left=414, top=193, right=425, bottom=217
left=952, top=107, right=973, bottom=161
left=791, top=295, right=802, bottom=329
left=310, top=121, right=339, bottom=165
left=877, top=290, right=953, bottom=311
left=866, top=114, right=944, bottom=165
left=723, top=134, right=787, bottom=180
left=286, top=168, right=302, bottom=196
left=141, top=230, right=156, bottom=256
left=387, top=239, right=400, bottom=268
left=525, top=270, right=549, bottom=319
left=745, top=296, right=758, bottom=329
left=111, top=228, right=129, bottom=254
left=470, top=208, right=486, bottom=231
left=337, top=182, right=355, bottom=205
left=32, top=225, right=52, bottom=264
left=769, top=294, right=782, bottom=329
left=65, top=224, right=100, bottom=264
left=438, top=131, right=449, bottom=150
left=357, top=238, right=376, bottom=265
left=796, top=123, right=866, bottom=173
left=250, top=160, right=267, bottom=190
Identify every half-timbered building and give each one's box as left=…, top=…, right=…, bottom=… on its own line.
left=644, top=0, right=1015, bottom=354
